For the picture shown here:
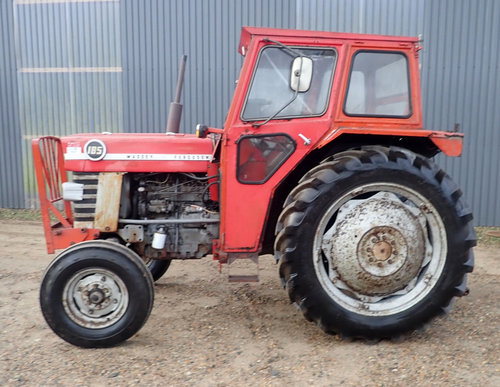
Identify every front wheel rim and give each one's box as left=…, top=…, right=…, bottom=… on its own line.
left=314, top=182, right=447, bottom=317
left=63, top=267, right=129, bottom=329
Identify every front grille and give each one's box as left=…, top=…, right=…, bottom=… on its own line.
left=72, top=172, right=99, bottom=222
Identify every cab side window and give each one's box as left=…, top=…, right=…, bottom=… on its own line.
left=344, top=51, right=411, bottom=117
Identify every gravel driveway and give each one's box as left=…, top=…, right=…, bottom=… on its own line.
left=0, top=220, right=499, bottom=386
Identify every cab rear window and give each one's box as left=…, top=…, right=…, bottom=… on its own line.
left=344, top=51, right=411, bottom=118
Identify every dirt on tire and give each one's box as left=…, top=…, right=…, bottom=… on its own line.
left=1, top=220, right=499, bottom=386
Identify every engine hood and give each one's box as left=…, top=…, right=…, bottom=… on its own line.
left=62, top=133, right=214, bottom=173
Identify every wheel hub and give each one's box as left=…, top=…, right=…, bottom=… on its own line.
left=78, top=277, right=114, bottom=313
left=323, top=192, right=426, bottom=296
left=357, top=226, right=408, bottom=278
left=64, top=268, right=128, bottom=328
left=372, top=240, right=392, bottom=261
left=88, top=288, right=106, bottom=305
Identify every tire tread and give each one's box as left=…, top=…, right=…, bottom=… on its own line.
left=275, top=146, right=476, bottom=339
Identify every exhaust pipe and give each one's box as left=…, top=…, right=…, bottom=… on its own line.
left=166, top=55, right=187, bottom=133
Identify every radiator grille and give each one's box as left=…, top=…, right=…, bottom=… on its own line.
left=72, top=172, right=99, bottom=222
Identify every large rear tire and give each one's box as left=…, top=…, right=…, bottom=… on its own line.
left=40, top=240, right=154, bottom=347
left=144, top=259, right=171, bottom=282
left=275, top=146, right=475, bottom=339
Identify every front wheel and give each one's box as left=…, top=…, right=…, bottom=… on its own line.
left=275, top=146, right=475, bottom=339
left=40, top=240, right=154, bottom=347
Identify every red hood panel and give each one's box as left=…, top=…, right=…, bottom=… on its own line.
left=62, top=133, right=214, bottom=173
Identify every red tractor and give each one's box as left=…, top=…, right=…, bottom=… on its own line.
left=33, top=27, right=475, bottom=347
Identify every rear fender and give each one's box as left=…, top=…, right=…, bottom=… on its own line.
left=317, top=127, right=463, bottom=157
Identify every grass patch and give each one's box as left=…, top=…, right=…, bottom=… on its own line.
left=0, top=208, right=42, bottom=221
left=475, top=226, right=500, bottom=248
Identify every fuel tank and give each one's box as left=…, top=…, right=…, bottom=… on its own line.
left=62, top=133, right=214, bottom=173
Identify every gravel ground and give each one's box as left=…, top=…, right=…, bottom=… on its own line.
left=0, top=219, right=499, bottom=386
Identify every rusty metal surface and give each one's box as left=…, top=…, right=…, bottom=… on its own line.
left=94, top=172, right=123, bottom=232
left=63, top=267, right=129, bottom=329
left=324, top=194, right=425, bottom=296
left=117, top=225, right=144, bottom=243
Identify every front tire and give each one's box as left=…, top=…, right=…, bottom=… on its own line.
left=275, top=146, right=475, bottom=339
left=40, top=240, right=154, bottom=347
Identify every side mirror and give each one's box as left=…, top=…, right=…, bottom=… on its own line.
left=290, top=56, right=313, bottom=92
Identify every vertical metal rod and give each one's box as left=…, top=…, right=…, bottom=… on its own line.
left=174, top=176, right=180, bottom=250
left=166, top=55, right=187, bottom=133
left=174, top=55, right=187, bottom=103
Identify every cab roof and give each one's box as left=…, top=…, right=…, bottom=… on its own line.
left=238, top=26, right=418, bottom=55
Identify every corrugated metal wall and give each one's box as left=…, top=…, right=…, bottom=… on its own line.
left=120, top=0, right=296, bottom=132
left=13, top=0, right=122, bottom=207
left=1, top=0, right=499, bottom=225
left=421, top=0, right=500, bottom=225
left=296, top=0, right=425, bottom=35
left=0, top=0, right=24, bottom=208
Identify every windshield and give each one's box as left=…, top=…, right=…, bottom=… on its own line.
left=242, top=46, right=336, bottom=121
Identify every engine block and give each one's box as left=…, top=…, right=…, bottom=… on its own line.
left=119, top=173, right=219, bottom=259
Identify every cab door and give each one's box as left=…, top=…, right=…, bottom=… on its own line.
left=220, top=41, right=340, bottom=254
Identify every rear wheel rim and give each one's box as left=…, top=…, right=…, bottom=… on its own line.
left=314, top=182, right=447, bottom=317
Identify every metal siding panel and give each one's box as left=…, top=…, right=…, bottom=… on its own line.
left=0, top=1, right=24, bottom=208
left=121, top=0, right=296, bottom=134
left=297, top=0, right=424, bottom=36
left=422, top=0, right=500, bottom=225
left=477, top=1, right=499, bottom=226
left=11, top=0, right=122, bottom=208
left=490, top=2, right=500, bottom=225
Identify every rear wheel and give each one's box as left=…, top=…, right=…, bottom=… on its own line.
left=275, top=146, right=475, bottom=339
left=104, top=237, right=171, bottom=282
left=144, top=258, right=171, bottom=282
left=40, top=240, right=154, bottom=347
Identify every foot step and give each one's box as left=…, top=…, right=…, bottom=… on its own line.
left=227, top=254, right=259, bottom=283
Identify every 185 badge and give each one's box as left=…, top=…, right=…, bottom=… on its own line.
left=84, top=139, right=107, bottom=161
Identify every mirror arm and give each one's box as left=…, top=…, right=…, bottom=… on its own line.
left=253, top=38, right=303, bottom=128
left=252, top=88, right=299, bottom=128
